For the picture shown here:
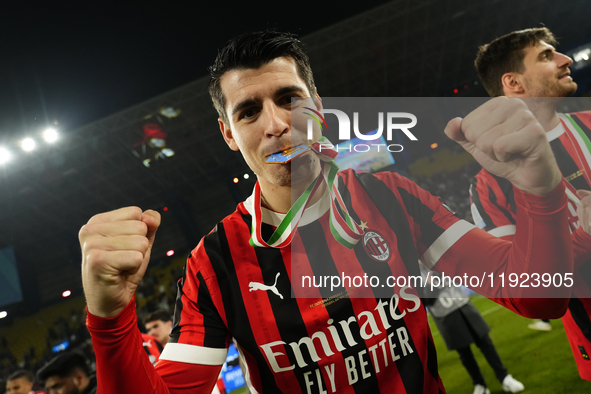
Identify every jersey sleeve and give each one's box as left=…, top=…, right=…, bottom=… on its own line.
left=469, top=169, right=517, bottom=238
left=371, top=171, right=466, bottom=263
left=473, top=168, right=591, bottom=293
left=161, top=238, right=232, bottom=364
left=434, top=180, right=573, bottom=318
left=87, top=237, right=232, bottom=393
left=87, top=296, right=222, bottom=393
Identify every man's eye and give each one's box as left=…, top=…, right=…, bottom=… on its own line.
left=240, top=108, right=257, bottom=119
left=286, top=96, right=304, bottom=105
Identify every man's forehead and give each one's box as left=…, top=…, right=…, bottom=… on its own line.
left=46, top=376, right=65, bottom=385
left=531, top=40, right=555, bottom=54
left=8, top=377, right=28, bottom=385
left=220, top=57, right=309, bottom=107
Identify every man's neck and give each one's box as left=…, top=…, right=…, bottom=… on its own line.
left=509, top=95, right=562, bottom=131
left=528, top=102, right=561, bottom=132
left=259, top=175, right=326, bottom=214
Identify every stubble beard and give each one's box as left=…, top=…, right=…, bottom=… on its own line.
left=528, top=76, right=578, bottom=98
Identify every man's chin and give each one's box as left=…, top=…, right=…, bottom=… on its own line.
left=559, top=80, right=578, bottom=96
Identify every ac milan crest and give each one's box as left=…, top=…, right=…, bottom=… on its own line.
left=362, top=230, right=391, bottom=262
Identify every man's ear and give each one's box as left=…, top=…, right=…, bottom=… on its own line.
left=501, top=72, right=525, bottom=96
left=73, top=370, right=84, bottom=388
left=218, top=118, right=239, bottom=151
left=314, top=93, right=323, bottom=111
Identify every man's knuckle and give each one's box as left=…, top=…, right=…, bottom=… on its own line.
left=85, top=249, right=104, bottom=266
left=132, top=251, right=144, bottom=265
left=135, top=221, right=148, bottom=235
left=78, top=224, right=90, bottom=239
left=127, top=206, right=143, bottom=219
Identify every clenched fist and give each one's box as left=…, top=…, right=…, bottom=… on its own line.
left=445, top=97, right=562, bottom=196
left=80, top=207, right=161, bottom=318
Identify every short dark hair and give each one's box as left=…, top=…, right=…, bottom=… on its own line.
left=208, top=30, right=317, bottom=124
left=37, top=352, right=90, bottom=381
left=7, top=370, right=34, bottom=383
left=143, top=310, right=172, bottom=325
left=475, top=27, right=557, bottom=96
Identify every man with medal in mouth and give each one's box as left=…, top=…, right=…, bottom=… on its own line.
left=79, top=30, right=580, bottom=393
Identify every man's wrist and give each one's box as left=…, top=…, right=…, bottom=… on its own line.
left=86, top=296, right=136, bottom=331
left=513, top=178, right=566, bottom=212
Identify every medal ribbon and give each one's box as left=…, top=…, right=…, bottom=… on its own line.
left=249, top=137, right=364, bottom=248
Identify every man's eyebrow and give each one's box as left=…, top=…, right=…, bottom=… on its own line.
left=231, top=98, right=258, bottom=118
left=538, top=47, right=555, bottom=59
left=274, top=85, right=308, bottom=97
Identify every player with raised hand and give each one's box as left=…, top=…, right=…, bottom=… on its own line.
left=81, top=31, right=572, bottom=393
left=470, top=27, right=591, bottom=382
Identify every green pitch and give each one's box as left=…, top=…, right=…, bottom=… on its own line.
left=429, top=297, right=591, bottom=393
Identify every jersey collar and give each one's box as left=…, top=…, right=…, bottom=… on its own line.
left=243, top=184, right=330, bottom=228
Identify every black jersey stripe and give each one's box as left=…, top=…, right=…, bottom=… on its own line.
left=339, top=173, right=438, bottom=391
left=169, top=265, right=186, bottom=344
left=394, top=185, right=446, bottom=263
left=571, top=113, right=591, bottom=138
left=550, top=138, right=589, bottom=191
left=355, top=174, right=434, bottom=391
left=299, top=220, right=381, bottom=394
left=339, top=173, right=419, bottom=298
left=250, top=230, right=314, bottom=393
left=196, top=271, right=230, bottom=348
left=569, top=296, right=591, bottom=343
left=469, top=180, right=496, bottom=229
left=426, top=336, right=439, bottom=388
left=355, top=173, right=421, bottom=280
left=489, top=173, right=516, bottom=216
left=486, top=179, right=515, bottom=225
left=203, top=221, right=284, bottom=393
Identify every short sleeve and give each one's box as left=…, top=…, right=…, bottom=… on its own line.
left=160, top=239, right=231, bottom=366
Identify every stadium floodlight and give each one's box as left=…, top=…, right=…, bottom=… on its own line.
left=574, top=48, right=590, bottom=62
left=243, top=173, right=250, bottom=179
left=22, top=138, right=36, bottom=152
left=43, top=128, right=58, bottom=143
left=0, top=311, right=7, bottom=319
left=568, top=44, right=591, bottom=70
left=0, top=147, right=12, bottom=164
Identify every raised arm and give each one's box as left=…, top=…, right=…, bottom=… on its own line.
left=437, top=97, right=572, bottom=316
left=80, top=207, right=220, bottom=393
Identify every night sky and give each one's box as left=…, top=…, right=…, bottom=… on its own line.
left=0, top=1, right=392, bottom=140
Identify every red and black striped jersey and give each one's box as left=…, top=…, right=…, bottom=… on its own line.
left=141, top=332, right=163, bottom=366
left=88, top=168, right=572, bottom=394
left=470, top=111, right=591, bottom=381
left=156, top=169, right=567, bottom=393
left=161, top=170, right=463, bottom=393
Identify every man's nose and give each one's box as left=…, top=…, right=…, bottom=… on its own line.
left=556, top=51, right=574, bottom=68
left=262, top=103, right=289, bottom=137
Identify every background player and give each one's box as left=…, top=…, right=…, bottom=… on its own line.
left=6, top=371, right=45, bottom=394
left=470, top=27, right=591, bottom=381
left=143, top=310, right=173, bottom=347
left=36, top=352, right=96, bottom=394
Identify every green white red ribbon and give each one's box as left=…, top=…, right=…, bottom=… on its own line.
left=249, top=136, right=364, bottom=248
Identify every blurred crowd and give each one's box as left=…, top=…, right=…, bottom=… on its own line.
left=0, top=259, right=184, bottom=393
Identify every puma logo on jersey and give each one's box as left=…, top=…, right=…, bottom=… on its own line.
left=249, top=272, right=283, bottom=299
